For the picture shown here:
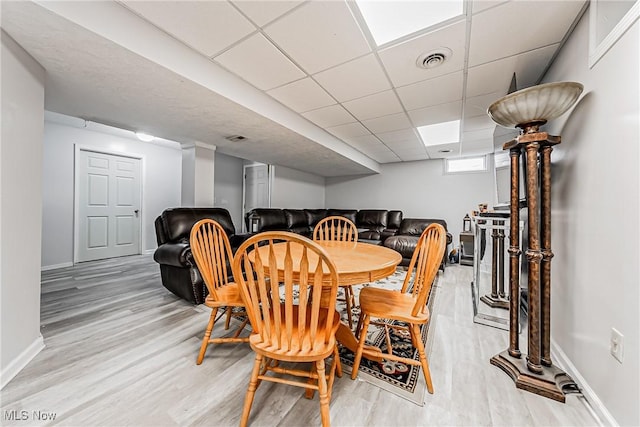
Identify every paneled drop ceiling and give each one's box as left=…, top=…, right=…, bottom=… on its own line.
left=1, top=1, right=586, bottom=176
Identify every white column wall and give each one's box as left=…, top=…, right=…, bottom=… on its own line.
left=271, top=165, right=325, bottom=209
left=1, top=31, right=45, bottom=388
left=214, top=152, right=244, bottom=231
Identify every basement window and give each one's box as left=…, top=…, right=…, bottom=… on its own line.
left=445, top=156, right=487, bottom=174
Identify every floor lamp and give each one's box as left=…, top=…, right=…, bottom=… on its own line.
left=487, top=81, right=583, bottom=402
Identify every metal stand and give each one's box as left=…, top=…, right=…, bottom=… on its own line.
left=480, top=215, right=509, bottom=310
left=490, top=126, right=579, bottom=403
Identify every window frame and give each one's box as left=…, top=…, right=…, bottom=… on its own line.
left=444, top=155, right=488, bottom=175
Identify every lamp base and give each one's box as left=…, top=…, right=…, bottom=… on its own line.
left=480, top=294, right=509, bottom=310
left=490, top=350, right=580, bottom=403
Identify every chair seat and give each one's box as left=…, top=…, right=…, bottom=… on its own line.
left=359, top=287, right=430, bottom=324
left=204, top=282, right=245, bottom=308
left=250, top=307, right=340, bottom=362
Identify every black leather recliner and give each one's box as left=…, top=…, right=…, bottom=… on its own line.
left=153, top=207, right=251, bottom=304
left=383, top=218, right=453, bottom=270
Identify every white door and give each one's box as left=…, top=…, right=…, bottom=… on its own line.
left=77, top=150, right=141, bottom=262
left=243, top=164, right=271, bottom=231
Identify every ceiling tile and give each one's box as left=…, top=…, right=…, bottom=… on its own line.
left=214, top=33, right=305, bottom=90
left=362, top=112, right=412, bottom=134
left=461, top=139, right=494, bottom=155
left=462, top=128, right=494, bottom=143
left=264, top=1, right=371, bottom=74
left=464, top=91, right=504, bottom=119
left=387, top=140, right=424, bottom=151
left=343, top=134, right=383, bottom=148
left=463, top=114, right=495, bottom=132
left=378, top=21, right=466, bottom=87
left=369, top=151, right=401, bottom=163
left=471, top=1, right=507, bottom=14
left=396, top=151, right=429, bottom=161
left=326, top=122, right=370, bottom=140
left=232, top=1, right=303, bottom=27
left=302, top=104, right=356, bottom=128
left=466, top=44, right=559, bottom=98
left=408, top=100, right=462, bottom=127
left=396, top=71, right=463, bottom=111
left=122, top=1, right=255, bottom=57
left=314, top=54, right=391, bottom=102
left=342, top=90, right=403, bottom=121
left=377, top=128, right=421, bottom=144
left=468, top=1, right=584, bottom=66
left=267, top=78, right=334, bottom=112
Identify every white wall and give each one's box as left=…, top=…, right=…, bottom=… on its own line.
left=326, top=159, right=495, bottom=247
left=182, top=144, right=215, bottom=207
left=181, top=146, right=195, bottom=206
left=214, top=152, right=244, bottom=231
left=271, top=165, right=325, bottom=209
left=542, top=12, right=639, bottom=426
left=42, top=117, right=182, bottom=268
left=1, top=31, right=45, bottom=387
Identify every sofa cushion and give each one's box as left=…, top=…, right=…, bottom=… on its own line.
left=162, top=208, right=235, bottom=242
left=355, top=210, right=388, bottom=231
left=304, top=209, right=328, bottom=227
left=397, top=218, right=448, bottom=236
left=327, top=209, right=357, bottom=223
left=284, top=209, right=308, bottom=228
left=387, top=210, right=403, bottom=229
left=249, top=208, right=287, bottom=231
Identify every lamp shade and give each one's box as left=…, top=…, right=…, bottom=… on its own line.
left=487, top=82, right=583, bottom=129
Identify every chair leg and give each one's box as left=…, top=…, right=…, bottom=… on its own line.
left=224, top=306, right=232, bottom=330
left=334, top=345, right=342, bottom=378
left=344, top=286, right=354, bottom=329
left=351, top=314, right=370, bottom=380
left=316, top=359, right=331, bottom=427
left=240, top=353, right=263, bottom=427
left=411, top=324, right=434, bottom=394
left=197, top=307, right=218, bottom=365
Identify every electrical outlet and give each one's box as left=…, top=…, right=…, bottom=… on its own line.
left=610, top=328, right=624, bottom=363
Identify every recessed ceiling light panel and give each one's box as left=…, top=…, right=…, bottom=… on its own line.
left=417, top=120, right=460, bottom=146
left=356, top=1, right=464, bottom=46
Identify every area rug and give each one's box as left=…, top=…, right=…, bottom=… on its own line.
left=336, top=268, right=440, bottom=406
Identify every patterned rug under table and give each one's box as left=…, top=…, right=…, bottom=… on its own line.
left=337, top=268, right=440, bottom=406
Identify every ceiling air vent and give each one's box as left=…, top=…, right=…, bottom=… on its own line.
left=225, top=135, right=246, bottom=142
left=416, top=48, right=452, bottom=70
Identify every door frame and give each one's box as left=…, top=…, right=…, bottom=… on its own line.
left=241, top=163, right=274, bottom=232
left=73, top=145, right=145, bottom=264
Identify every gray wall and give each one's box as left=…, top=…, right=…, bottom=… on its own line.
left=542, top=12, right=638, bottom=426
left=1, top=31, right=45, bottom=386
left=271, top=165, right=325, bottom=209
left=214, top=152, right=244, bottom=231
left=326, top=159, right=495, bottom=248
left=42, top=117, right=182, bottom=268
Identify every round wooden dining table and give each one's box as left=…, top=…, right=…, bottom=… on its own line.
left=252, top=240, right=402, bottom=360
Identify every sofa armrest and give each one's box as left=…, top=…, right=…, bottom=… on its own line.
left=380, top=228, right=398, bottom=242
left=153, top=242, right=191, bottom=268
left=446, top=232, right=453, bottom=245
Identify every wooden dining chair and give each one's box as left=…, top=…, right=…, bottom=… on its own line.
left=313, top=216, right=358, bottom=328
left=233, top=231, right=341, bottom=427
left=350, top=223, right=447, bottom=394
left=190, top=219, right=250, bottom=365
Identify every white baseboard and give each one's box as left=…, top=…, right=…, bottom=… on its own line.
left=1, top=335, right=45, bottom=390
left=551, top=339, right=618, bottom=427
left=41, top=262, right=73, bottom=271
left=144, top=249, right=155, bottom=255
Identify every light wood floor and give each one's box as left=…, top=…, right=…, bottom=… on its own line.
left=1, top=255, right=599, bottom=426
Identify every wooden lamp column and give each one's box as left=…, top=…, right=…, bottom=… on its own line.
left=489, top=123, right=578, bottom=402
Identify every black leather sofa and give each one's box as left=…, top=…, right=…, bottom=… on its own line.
left=383, top=218, right=453, bottom=270
left=153, top=207, right=250, bottom=304
left=245, top=208, right=403, bottom=245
